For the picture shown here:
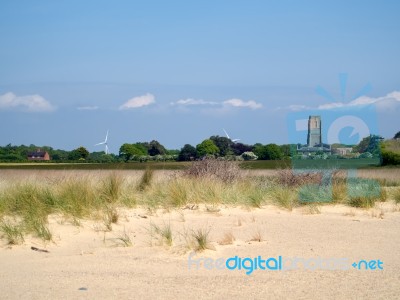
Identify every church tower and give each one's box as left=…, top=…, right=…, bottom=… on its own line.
left=307, top=116, right=322, bottom=147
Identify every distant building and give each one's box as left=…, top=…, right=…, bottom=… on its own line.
left=297, top=115, right=331, bottom=155
left=307, top=115, right=322, bottom=147
left=27, top=149, right=50, bottom=161
left=333, top=147, right=353, bottom=156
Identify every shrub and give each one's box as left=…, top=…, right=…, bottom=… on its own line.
left=276, top=169, right=322, bottom=187
left=381, top=150, right=400, bottom=166
left=241, top=151, right=258, bottom=161
left=183, top=158, right=242, bottom=183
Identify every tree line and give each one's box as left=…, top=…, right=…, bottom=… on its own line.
left=0, top=131, right=399, bottom=164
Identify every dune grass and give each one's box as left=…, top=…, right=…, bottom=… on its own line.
left=0, top=220, right=24, bottom=245
left=393, top=187, right=400, bottom=204
left=191, top=227, right=213, bottom=251
left=0, top=163, right=398, bottom=244
left=150, top=221, right=173, bottom=247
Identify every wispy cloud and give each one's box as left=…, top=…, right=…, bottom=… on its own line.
left=170, top=98, right=219, bottom=106
left=170, top=97, right=263, bottom=111
left=77, top=106, right=99, bottom=111
left=0, top=92, right=55, bottom=112
left=317, top=91, right=400, bottom=110
left=223, top=98, right=263, bottom=109
left=283, top=91, right=400, bottom=111
left=119, top=93, right=155, bottom=110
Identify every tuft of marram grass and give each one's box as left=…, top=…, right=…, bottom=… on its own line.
left=101, top=173, right=123, bottom=203
left=249, top=228, right=263, bottom=242
left=0, top=220, right=24, bottom=245
left=192, top=227, right=213, bottom=251
left=150, top=222, right=173, bottom=247
left=166, top=179, right=188, bottom=208
left=56, top=178, right=97, bottom=218
left=102, top=205, right=119, bottom=231
left=347, top=178, right=386, bottom=208
left=393, top=187, right=400, bottom=204
left=31, top=219, right=52, bottom=241
left=218, top=231, right=235, bottom=245
left=137, top=168, right=154, bottom=191
left=269, top=186, right=297, bottom=210
left=114, top=228, right=132, bottom=247
left=298, top=184, right=333, bottom=204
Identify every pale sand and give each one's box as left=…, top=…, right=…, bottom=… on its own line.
left=1, top=203, right=400, bottom=300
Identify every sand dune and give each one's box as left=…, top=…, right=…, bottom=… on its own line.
left=1, top=204, right=400, bottom=299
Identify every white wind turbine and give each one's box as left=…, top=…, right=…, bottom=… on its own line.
left=95, top=130, right=109, bottom=154
left=223, top=128, right=240, bottom=143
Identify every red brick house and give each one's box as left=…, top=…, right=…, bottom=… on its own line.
left=27, top=149, right=51, bottom=161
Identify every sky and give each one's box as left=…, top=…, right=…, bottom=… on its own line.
left=0, top=0, right=399, bottom=153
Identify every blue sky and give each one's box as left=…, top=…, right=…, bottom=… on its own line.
left=0, top=0, right=399, bottom=153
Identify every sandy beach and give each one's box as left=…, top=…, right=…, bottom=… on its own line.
left=1, top=202, right=400, bottom=300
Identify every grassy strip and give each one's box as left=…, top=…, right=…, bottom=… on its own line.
left=0, top=162, right=397, bottom=244
left=0, top=158, right=385, bottom=170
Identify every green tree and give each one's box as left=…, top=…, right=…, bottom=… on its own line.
left=354, top=135, right=383, bottom=155
left=254, top=143, right=283, bottom=160
left=209, top=135, right=232, bottom=156
left=280, top=144, right=292, bottom=158
left=394, top=131, right=400, bottom=139
left=148, top=140, right=167, bottom=156
left=134, top=142, right=150, bottom=154
left=69, top=146, right=89, bottom=160
left=231, top=142, right=253, bottom=155
left=265, top=144, right=283, bottom=160
left=167, top=149, right=180, bottom=155
left=196, top=139, right=219, bottom=157
left=178, top=144, right=197, bottom=161
left=119, top=143, right=147, bottom=161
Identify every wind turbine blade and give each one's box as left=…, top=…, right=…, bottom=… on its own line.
left=104, top=130, right=109, bottom=143
left=95, top=142, right=105, bottom=146
left=223, top=128, right=230, bottom=139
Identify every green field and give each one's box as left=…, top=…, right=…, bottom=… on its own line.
left=0, top=158, right=384, bottom=170
left=0, top=162, right=190, bottom=170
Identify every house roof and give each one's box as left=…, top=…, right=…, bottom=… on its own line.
left=27, top=151, right=48, bottom=157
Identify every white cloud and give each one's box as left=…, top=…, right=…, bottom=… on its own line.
left=119, top=93, right=155, bottom=110
left=169, top=97, right=263, bottom=113
left=318, top=91, right=400, bottom=110
left=317, top=102, right=345, bottom=110
left=77, top=106, right=99, bottom=110
left=285, top=91, right=400, bottom=111
left=170, top=98, right=219, bottom=106
left=287, top=104, right=308, bottom=111
left=223, top=98, right=263, bottom=110
left=0, top=92, right=55, bottom=112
